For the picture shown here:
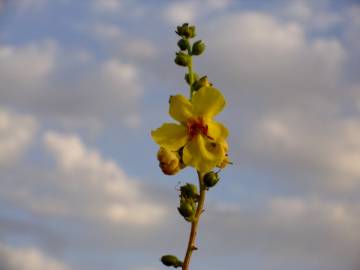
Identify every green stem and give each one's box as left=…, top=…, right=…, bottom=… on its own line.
left=187, top=45, right=194, bottom=99
left=182, top=171, right=206, bottom=270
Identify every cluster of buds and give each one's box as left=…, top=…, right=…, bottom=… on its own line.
left=157, top=147, right=184, bottom=175
left=178, top=183, right=199, bottom=222
left=174, top=23, right=206, bottom=68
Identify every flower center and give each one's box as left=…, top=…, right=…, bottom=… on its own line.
left=186, top=117, right=213, bottom=140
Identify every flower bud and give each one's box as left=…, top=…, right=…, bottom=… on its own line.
left=161, top=255, right=183, bottom=268
left=175, top=23, right=196, bottom=38
left=192, top=40, right=205, bottom=55
left=180, top=183, right=198, bottom=199
left=192, top=76, right=212, bottom=91
left=175, top=24, right=187, bottom=36
left=178, top=199, right=195, bottom=220
left=177, top=38, right=190, bottom=51
left=174, top=52, right=191, bottom=67
left=184, top=72, right=198, bottom=85
left=186, top=25, right=196, bottom=38
left=157, top=147, right=181, bottom=175
left=203, top=171, right=220, bottom=188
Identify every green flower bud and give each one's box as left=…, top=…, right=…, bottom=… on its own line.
left=175, top=23, right=196, bottom=38
left=161, top=255, right=183, bottom=268
left=178, top=199, right=195, bottom=220
left=180, top=183, right=198, bottom=199
left=184, top=72, right=198, bottom=85
left=192, top=40, right=205, bottom=55
left=174, top=52, right=191, bottom=67
left=177, top=38, right=190, bottom=51
left=175, top=23, right=187, bottom=36
left=187, top=25, right=196, bottom=38
left=203, top=171, right=220, bottom=188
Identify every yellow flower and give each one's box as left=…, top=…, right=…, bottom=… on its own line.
left=151, top=86, right=228, bottom=172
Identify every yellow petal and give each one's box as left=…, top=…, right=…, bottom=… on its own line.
left=151, top=123, right=188, bottom=151
left=169, top=95, right=194, bottom=123
left=207, top=121, right=228, bottom=141
left=183, top=134, right=225, bottom=172
left=192, top=87, right=226, bottom=118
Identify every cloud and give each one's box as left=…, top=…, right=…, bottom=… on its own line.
left=283, top=0, right=342, bottom=30
left=163, top=0, right=232, bottom=24
left=0, top=109, right=37, bottom=166
left=0, top=40, right=56, bottom=91
left=200, top=196, right=360, bottom=270
left=0, top=40, right=143, bottom=130
left=203, top=12, right=346, bottom=103
left=42, top=131, right=166, bottom=225
left=0, top=243, right=68, bottom=270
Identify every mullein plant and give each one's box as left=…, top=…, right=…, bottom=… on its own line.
left=151, top=23, right=231, bottom=270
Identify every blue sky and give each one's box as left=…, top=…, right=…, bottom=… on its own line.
left=0, top=0, right=360, bottom=270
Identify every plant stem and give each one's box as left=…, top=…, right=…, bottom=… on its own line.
left=182, top=171, right=206, bottom=270
left=187, top=45, right=194, bottom=99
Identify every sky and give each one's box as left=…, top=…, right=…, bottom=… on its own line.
left=0, top=0, right=360, bottom=269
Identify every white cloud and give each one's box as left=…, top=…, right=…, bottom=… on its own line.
left=204, top=12, right=346, bottom=98
left=248, top=113, right=360, bottom=192
left=164, top=2, right=196, bottom=24
left=0, top=243, right=68, bottom=270
left=43, top=131, right=166, bottom=225
left=0, top=40, right=56, bottom=90
left=163, top=0, right=232, bottom=24
left=204, top=197, right=360, bottom=270
left=0, top=109, right=37, bottom=166
left=0, top=40, right=143, bottom=130
left=284, top=0, right=342, bottom=30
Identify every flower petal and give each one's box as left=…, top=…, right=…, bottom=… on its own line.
left=183, top=134, right=225, bottom=172
left=192, top=87, right=226, bottom=118
left=151, top=123, right=188, bottom=151
left=169, top=95, right=194, bottom=123
left=207, top=121, right=228, bottom=141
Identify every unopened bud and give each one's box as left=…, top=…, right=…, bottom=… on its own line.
left=175, top=23, right=196, bottom=38
left=192, top=40, right=205, bottom=55
left=180, top=183, right=198, bottom=199
left=157, top=147, right=181, bottom=175
left=186, top=25, right=196, bottom=38
left=178, top=199, right=195, bottom=220
left=174, top=52, right=191, bottom=67
left=177, top=38, right=190, bottom=51
left=161, top=255, right=183, bottom=268
left=203, top=171, right=220, bottom=188
left=184, top=72, right=198, bottom=85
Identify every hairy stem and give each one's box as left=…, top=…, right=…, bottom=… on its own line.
left=182, top=171, right=206, bottom=270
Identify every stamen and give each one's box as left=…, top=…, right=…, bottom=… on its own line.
left=187, top=117, right=214, bottom=140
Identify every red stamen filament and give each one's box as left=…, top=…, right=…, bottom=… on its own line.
left=187, top=117, right=214, bottom=140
